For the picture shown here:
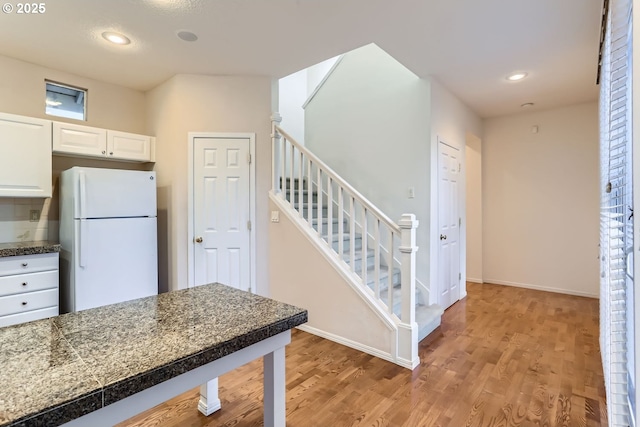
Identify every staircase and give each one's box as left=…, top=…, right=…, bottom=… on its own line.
left=283, top=177, right=442, bottom=342
left=270, top=116, right=443, bottom=369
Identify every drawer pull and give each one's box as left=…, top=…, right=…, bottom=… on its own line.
left=21, top=263, right=28, bottom=267
left=21, top=302, right=27, bottom=306
left=21, top=282, right=27, bottom=287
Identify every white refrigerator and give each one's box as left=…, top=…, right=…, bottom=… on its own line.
left=59, top=167, right=158, bottom=312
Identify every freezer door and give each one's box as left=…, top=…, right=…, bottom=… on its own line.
left=64, top=167, right=157, bottom=219
left=73, top=217, right=158, bottom=311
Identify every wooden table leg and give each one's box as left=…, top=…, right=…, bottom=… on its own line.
left=263, top=347, right=286, bottom=427
left=198, top=378, right=222, bottom=416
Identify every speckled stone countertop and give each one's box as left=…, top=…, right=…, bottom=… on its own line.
left=0, top=283, right=307, bottom=427
left=0, top=241, right=60, bottom=258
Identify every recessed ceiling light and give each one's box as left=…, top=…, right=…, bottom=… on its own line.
left=102, top=31, right=131, bottom=45
left=506, top=72, right=528, bottom=81
left=177, top=30, right=198, bottom=42
left=521, top=102, right=534, bottom=108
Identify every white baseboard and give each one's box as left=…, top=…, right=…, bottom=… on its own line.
left=466, top=277, right=483, bottom=284
left=484, top=278, right=599, bottom=299
left=296, top=324, right=397, bottom=366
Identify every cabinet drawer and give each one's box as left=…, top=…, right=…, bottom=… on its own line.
left=0, top=306, right=58, bottom=328
left=0, top=270, right=58, bottom=297
left=0, top=253, right=58, bottom=276
left=0, top=288, right=58, bottom=317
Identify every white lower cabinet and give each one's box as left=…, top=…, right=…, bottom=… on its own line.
left=53, top=121, right=155, bottom=162
left=0, top=253, right=59, bottom=327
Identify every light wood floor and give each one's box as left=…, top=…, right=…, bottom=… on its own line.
left=117, top=282, right=607, bottom=427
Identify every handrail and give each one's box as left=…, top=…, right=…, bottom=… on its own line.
left=275, top=125, right=401, bottom=235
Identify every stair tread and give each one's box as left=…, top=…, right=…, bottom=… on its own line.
left=312, top=217, right=344, bottom=224
left=416, top=304, right=444, bottom=317
left=416, top=304, right=444, bottom=341
left=285, top=189, right=318, bottom=196
left=324, top=232, right=362, bottom=242
left=342, top=248, right=374, bottom=261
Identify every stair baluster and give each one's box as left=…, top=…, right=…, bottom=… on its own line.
left=306, top=158, right=313, bottom=224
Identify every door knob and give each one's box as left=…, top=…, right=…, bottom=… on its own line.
left=194, top=237, right=203, bottom=243
left=440, top=234, right=447, bottom=240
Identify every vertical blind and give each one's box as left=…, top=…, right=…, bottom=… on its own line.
left=600, top=0, right=633, bottom=425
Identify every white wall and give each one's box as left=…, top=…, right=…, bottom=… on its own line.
left=429, top=78, right=484, bottom=303
left=146, top=74, right=273, bottom=295
left=304, top=43, right=431, bottom=291
left=278, top=55, right=341, bottom=146
left=306, top=56, right=340, bottom=94
left=466, top=132, right=483, bottom=283
left=278, top=69, right=307, bottom=144
left=483, top=102, right=599, bottom=297
left=0, top=54, right=146, bottom=133
left=269, top=198, right=396, bottom=360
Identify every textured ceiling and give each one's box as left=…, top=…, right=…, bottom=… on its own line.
left=0, top=0, right=603, bottom=118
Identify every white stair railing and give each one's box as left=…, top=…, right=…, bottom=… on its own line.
left=271, top=114, right=418, bottom=365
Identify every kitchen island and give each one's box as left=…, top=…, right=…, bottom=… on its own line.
left=0, top=283, right=307, bottom=427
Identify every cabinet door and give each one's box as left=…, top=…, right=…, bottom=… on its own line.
left=53, top=121, right=107, bottom=158
left=107, top=130, right=152, bottom=162
left=0, top=112, right=52, bottom=198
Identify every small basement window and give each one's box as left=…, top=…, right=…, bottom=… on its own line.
left=45, top=81, right=87, bottom=121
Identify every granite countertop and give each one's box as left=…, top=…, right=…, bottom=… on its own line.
left=0, top=241, right=60, bottom=258
left=0, top=283, right=307, bottom=427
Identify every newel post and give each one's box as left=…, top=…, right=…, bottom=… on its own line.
left=271, top=113, right=282, bottom=194
left=398, top=213, right=419, bottom=369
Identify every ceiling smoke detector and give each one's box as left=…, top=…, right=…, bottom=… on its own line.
left=177, top=31, right=198, bottom=42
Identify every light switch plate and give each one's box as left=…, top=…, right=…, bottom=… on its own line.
left=408, top=187, right=415, bottom=199
left=271, top=211, right=280, bottom=223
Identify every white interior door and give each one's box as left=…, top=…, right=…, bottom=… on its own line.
left=193, top=137, right=251, bottom=290
left=438, top=141, right=461, bottom=309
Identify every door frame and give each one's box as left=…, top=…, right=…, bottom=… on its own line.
left=187, top=132, right=257, bottom=292
left=430, top=135, right=466, bottom=307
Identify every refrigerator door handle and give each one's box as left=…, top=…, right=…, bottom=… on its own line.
left=79, top=219, right=87, bottom=268
left=79, top=170, right=87, bottom=219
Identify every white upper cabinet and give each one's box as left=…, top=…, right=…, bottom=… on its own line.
left=108, top=130, right=153, bottom=162
left=53, top=122, right=106, bottom=158
left=0, top=112, right=52, bottom=198
left=53, top=122, right=154, bottom=163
